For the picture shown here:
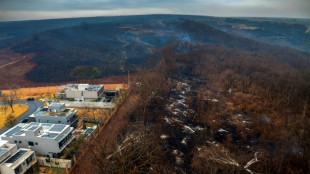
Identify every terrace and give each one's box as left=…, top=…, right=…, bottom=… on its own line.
left=29, top=103, right=78, bottom=125
left=42, top=108, right=76, bottom=117
left=0, top=148, right=37, bottom=174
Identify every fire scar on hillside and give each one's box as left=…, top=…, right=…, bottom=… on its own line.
left=0, top=49, right=134, bottom=89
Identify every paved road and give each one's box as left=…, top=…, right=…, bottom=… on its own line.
left=0, top=100, right=43, bottom=134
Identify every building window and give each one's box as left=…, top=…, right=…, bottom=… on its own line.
left=26, top=155, right=33, bottom=164
left=47, top=120, right=51, bottom=123
left=35, top=142, right=38, bottom=145
left=39, top=119, right=42, bottom=123
left=14, top=140, right=17, bottom=143
left=28, top=141, right=34, bottom=146
left=14, top=165, right=21, bottom=174
left=58, top=121, right=61, bottom=123
left=19, top=141, right=22, bottom=143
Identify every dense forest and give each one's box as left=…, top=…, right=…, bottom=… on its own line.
left=70, top=39, right=310, bottom=173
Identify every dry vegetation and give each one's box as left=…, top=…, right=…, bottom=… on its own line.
left=0, top=104, right=28, bottom=128
left=0, top=48, right=42, bottom=89
left=75, top=107, right=111, bottom=122
left=1, top=86, right=62, bottom=100
left=1, top=84, right=127, bottom=100
left=103, top=84, right=128, bottom=90
left=71, top=41, right=310, bottom=173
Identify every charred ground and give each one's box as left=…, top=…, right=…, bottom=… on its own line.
left=0, top=15, right=309, bottom=83
left=70, top=41, right=310, bottom=173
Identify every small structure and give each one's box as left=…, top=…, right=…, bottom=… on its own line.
left=83, top=125, right=97, bottom=136
left=104, top=89, right=119, bottom=97
left=56, top=84, right=104, bottom=102
left=29, top=103, right=78, bottom=125
left=0, top=140, right=37, bottom=174
left=1, top=123, right=74, bottom=158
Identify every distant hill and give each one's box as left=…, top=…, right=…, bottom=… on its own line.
left=0, top=15, right=309, bottom=82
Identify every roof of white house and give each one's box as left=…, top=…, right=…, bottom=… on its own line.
left=0, top=140, right=17, bottom=163
left=35, top=103, right=77, bottom=117
left=1, top=123, right=73, bottom=141
left=64, top=84, right=104, bottom=91
left=1, top=148, right=34, bottom=169
left=49, top=103, right=65, bottom=108
left=0, top=140, right=10, bottom=158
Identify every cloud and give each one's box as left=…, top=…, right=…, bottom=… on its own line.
left=0, top=0, right=195, bottom=11
left=0, top=8, right=178, bottom=21
left=0, top=0, right=309, bottom=21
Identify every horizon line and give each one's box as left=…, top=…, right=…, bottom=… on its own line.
left=1, top=13, right=309, bottom=23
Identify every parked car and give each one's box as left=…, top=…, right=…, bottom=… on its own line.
left=26, top=97, right=34, bottom=101
left=19, top=118, right=28, bottom=123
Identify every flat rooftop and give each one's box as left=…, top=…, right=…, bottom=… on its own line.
left=1, top=123, right=72, bottom=140
left=85, top=85, right=103, bottom=91
left=5, top=149, right=28, bottom=163
left=42, top=108, right=75, bottom=117
left=0, top=140, right=16, bottom=160
left=62, top=84, right=104, bottom=92
left=49, top=103, right=64, bottom=108
left=1, top=148, right=35, bottom=169
left=0, top=148, right=8, bottom=157
left=35, top=107, right=76, bottom=117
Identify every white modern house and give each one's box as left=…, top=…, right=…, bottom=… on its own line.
left=1, top=123, right=74, bottom=158
left=56, top=84, right=104, bottom=101
left=28, top=103, right=78, bottom=125
left=0, top=140, right=36, bottom=174
left=0, top=140, right=17, bottom=164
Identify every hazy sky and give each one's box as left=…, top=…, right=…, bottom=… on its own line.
left=0, top=0, right=309, bottom=21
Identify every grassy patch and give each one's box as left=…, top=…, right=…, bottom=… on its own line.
left=85, top=122, right=97, bottom=128
left=35, top=167, right=67, bottom=174
left=51, top=167, right=66, bottom=174
left=0, top=104, right=28, bottom=128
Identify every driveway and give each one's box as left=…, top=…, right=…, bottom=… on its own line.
left=0, top=100, right=43, bottom=134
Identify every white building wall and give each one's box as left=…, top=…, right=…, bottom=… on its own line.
left=35, top=115, right=69, bottom=124
left=65, top=91, right=83, bottom=99
left=0, top=166, right=14, bottom=174
left=83, top=90, right=99, bottom=99
left=2, top=136, right=60, bottom=157
left=1, top=127, right=73, bottom=157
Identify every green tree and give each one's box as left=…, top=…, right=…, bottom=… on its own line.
left=5, top=114, right=16, bottom=127
left=90, top=68, right=100, bottom=81
left=70, top=66, right=101, bottom=81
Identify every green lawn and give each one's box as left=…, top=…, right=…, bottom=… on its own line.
left=51, top=167, right=66, bottom=174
